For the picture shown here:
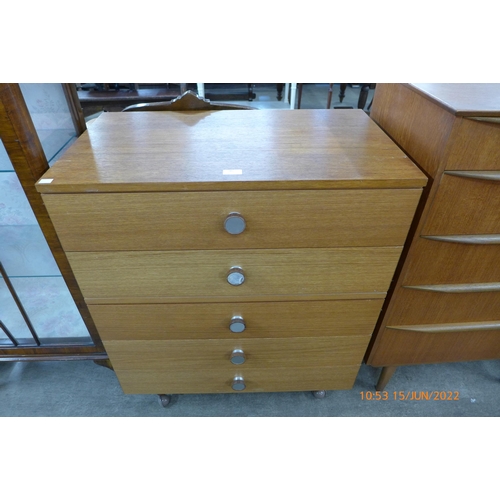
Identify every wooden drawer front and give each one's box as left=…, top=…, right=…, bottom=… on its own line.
left=444, top=118, right=500, bottom=171
left=89, top=299, right=384, bottom=341
left=382, top=286, right=500, bottom=327
left=105, top=338, right=367, bottom=394
left=68, top=247, right=402, bottom=301
left=422, top=172, right=500, bottom=236
left=112, top=365, right=361, bottom=394
left=104, top=337, right=370, bottom=371
left=402, top=237, right=500, bottom=286
left=42, top=189, right=422, bottom=251
left=369, top=327, right=500, bottom=366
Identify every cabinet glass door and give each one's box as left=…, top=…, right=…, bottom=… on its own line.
left=19, top=83, right=78, bottom=164
left=0, top=94, right=91, bottom=347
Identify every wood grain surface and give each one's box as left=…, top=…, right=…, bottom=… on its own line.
left=370, top=83, right=455, bottom=180
left=384, top=287, right=500, bottom=326
left=422, top=172, right=500, bottom=236
left=442, top=118, right=500, bottom=171
left=67, top=246, right=403, bottom=301
left=42, top=189, right=422, bottom=251
left=368, top=328, right=500, bottom=366
left=88, top=299, right=384, bottom=340
left=35, top=109, right=426, bottom=193
left=112, top=364, right=361, bottom=394
left=406, top=84, right=500, bottom=117
left=104, top=336, right=371, bottom=369
left=366, top=83, right=500, bottom=373
left=401, top=238, right=500, bottom=285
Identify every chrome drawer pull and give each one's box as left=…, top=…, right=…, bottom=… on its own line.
left=445, top=171, right=500, bottom=182
left=224, top=213, right=246, bottom=235
left=387, top=320, right=500, bottom=333
left=404, top=282, right=500, bottom=293
left=230, top=349, right=246, bottom=365
left=232, top=376, right=246, bottom=391
left=468, top=117, right=500, bottom=124
left=227, top=267, right=245, bottom=286
left=229, top=316, right=246, bottom=333
left=421, top=234, right=500, bottom=245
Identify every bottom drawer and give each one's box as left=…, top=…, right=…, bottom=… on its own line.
left=105, top=337, right=369, bottom=394
left=112, top=365, right=361, bottom=394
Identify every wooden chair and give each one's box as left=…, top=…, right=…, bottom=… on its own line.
left=122, top=90, right=256, bottom=112
left=335, top=83, right=376, bottom=110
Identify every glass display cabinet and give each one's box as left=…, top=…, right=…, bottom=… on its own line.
left=0, top=83, right=107, bottom=362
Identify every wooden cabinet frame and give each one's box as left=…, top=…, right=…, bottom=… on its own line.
left=0, top=83, right=107, bottom=361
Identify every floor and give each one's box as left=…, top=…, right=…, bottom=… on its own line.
left=1, top=357, right=498, bottom=417
left=1, top=83, right=499, bottom=417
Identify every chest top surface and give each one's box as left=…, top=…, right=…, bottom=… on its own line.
left=36, top=109, right=426, bottom=193
left=407, top=83, right=500, bottom=117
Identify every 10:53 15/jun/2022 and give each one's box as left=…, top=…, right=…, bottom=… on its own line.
left=360, top=391, right=460, bottom=401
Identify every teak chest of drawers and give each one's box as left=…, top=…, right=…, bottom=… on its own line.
left=36, top=109, right=426, bottom=399
left=365, top=83, right=500, bottom=389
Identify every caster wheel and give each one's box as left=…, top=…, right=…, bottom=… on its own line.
left=312, top=390, right=327, bottom=399
left=158, top=394, right=172, bottom=407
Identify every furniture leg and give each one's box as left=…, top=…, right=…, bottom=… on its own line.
left=196, top=83, right=205, bottom=98
left=94, top=358, right=114, bottom=371
left=276, top=83, right=283, bottom=101
left=297, top=83, right=303, bottom=109
left=247, top=84, right=256, bottom=101
left=358, top=84, right=371, bottom=109
left=339, top=83, right=347, bottom=102
left=312, top=390, right=327, bottom=399
left=327, top=83, right=334, bottom=109
left=158, top=394, right=173, bottom=407
left=376, top=366, right=397, bottom=391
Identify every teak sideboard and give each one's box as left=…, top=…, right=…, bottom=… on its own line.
left=366, top=83, right=500, bottom=389
left=35, top=109, right=426, bottom=402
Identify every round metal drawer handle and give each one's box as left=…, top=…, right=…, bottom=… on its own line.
left=227, top=267, right=245, bottom=286
left=224, top=213, right=246, bottom=235
left=232, top=376, right=246, bottom=391
left=229, top=316, right=246, bottom=333
left=230, top=349, right=246, bottom=365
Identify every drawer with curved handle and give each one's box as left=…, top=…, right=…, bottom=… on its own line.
left=443, top=117, right=500, bottom=172
left=380, top=284, right=500, bottom=327
left=401, top=237, right=500, bottom=286
left=368, top=325, right=500, bottom=366
left=422, top=171, right=500, bottom=236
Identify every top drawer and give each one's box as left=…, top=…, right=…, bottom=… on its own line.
left=444, top=118, right=500, bottom=171
left=41, top=189, right=422, bottom=251
left=422, top=171, right=500, bottom=236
